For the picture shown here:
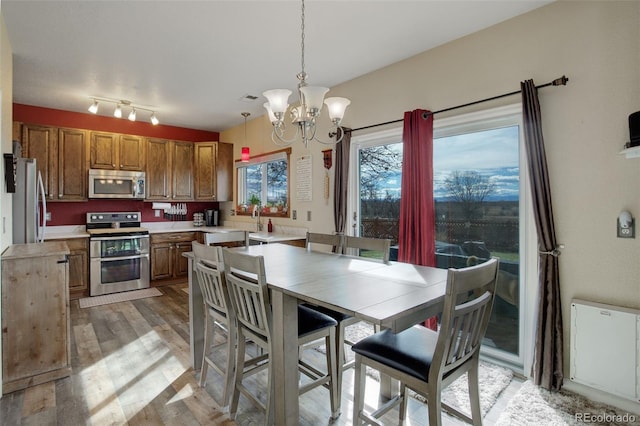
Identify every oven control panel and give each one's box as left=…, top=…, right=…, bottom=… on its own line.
left=86, top=212, right=142, bottom=230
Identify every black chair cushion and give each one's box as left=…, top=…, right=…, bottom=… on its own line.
left=351, top=326, right=438, bottom=382
left=301, top=303, right=352, bottom=322
left=298, top=304, right=338, bottom=338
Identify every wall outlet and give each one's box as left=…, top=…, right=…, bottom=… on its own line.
left=46, top=212, right=52, bottom=221
left=292, top=210, right=297, bottom=220
left=154, top=210, right=160, bottom=217
left=617, top=218, right=635, bottom=238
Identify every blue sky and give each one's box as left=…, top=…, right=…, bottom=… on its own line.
left=365, top=125, right=521, bottom=201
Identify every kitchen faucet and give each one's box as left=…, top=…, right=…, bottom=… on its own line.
left=252, top=204, right=263, bottom=231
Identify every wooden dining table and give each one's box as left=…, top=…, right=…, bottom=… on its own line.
left=185, top=243, right=448, bottom=425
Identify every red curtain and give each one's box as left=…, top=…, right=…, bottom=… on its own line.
left=398, top=109, right=437, bottom=330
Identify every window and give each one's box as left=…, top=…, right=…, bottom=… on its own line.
left=236, top=148, right=290, bottom=217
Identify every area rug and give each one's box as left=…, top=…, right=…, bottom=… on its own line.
left=495, top=380, right=638, bottom=426
left=78, top=288, right=163, bottom=309
left=314, top=322, right=513, bottom=417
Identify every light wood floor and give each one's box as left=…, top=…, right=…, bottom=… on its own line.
left=0, top=282, right=522, bottom=425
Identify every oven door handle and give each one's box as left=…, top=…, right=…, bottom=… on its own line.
left=91, top=253, right=149, bottom=262
left=90, top=235, right=149, bottom=242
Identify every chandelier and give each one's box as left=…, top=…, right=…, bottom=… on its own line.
left=262, top=0, right=350, bottom=148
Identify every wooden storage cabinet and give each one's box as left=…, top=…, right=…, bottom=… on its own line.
left=90, top=132, right=145, bottom=171
left=64, top=238, right=89, bottom=300
left=172, top=141, right=194, bottom=200
left=150, top=232, right=199, bottom=282
left=57, top=128, right=87, bottom=201
left=1, top=242, right=71, bottom=394
left=146, top=139, right=195, bottom=201
left=194, top=141, right=233, bottom=201
left=146, top=138, right=172, bottom=200
left=21, top=124, right=87, bottom=201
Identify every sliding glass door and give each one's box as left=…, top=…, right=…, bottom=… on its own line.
left=348, top=105, right=533, bottom=369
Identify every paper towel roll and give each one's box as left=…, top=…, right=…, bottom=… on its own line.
left=152, top=202, right=172, bottom=211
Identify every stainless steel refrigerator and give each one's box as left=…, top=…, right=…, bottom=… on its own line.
left=12, top=158, right=47, bottom=243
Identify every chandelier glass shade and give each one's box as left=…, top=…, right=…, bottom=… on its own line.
left=262, top=0, right=350, bottom=147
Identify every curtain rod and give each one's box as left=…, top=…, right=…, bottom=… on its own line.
left=349, top=75, right=569, bottom=133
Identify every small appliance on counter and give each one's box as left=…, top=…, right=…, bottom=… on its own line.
left=193, top=212, right=204, bottom=226
left=205, top=209, right=219, bottom=226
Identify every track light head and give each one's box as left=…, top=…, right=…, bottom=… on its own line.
left=150, top=112, right=159, bottom=125
left=128, top=108, right=137, bottom=122
left=114, top=104, right=122, bottom=118
left=88, top=100, right=99, bottom=114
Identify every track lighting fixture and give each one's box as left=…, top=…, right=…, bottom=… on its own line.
left=87, top=97, right=159, bottom=125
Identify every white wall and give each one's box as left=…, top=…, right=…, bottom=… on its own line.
left=221, top=1, right=640, bottom=406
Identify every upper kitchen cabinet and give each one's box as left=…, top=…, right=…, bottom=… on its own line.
left=21, top=124, right=56, bottom=199
left=146, top=138, right=172, bottom=200
left=172, top=141, right=194, bottom=200
left=194, top=141, right=232, bottom=201
left=57, top=128, right=87, bottom=201
left=21, top=124, right=87, bottom=201
left=146, top=139, right=194, bottom=201
left=90, top=132, right=145, bottom=171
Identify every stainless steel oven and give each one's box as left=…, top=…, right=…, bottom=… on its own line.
left=87, top=212, right=150, bottom=296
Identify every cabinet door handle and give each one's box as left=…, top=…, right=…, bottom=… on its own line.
left=57, top=256, right=69, bottom=264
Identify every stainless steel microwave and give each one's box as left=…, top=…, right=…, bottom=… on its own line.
left=88, top=169, right=145, bottom=199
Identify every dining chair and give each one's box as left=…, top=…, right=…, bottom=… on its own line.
left=205, top=230, right=249, bottom=247
left=191, top=241, right=235, bottom=410
left=351, top=257, right=500, bottom=426
left=343, top=235, right=391, bottom=263
left=221, top=248, right=340, bottom=423
left=305, top=235, right=392, bottom=408
left=306, top=231, right=343, bottom=253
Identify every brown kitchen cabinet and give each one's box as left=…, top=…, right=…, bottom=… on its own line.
left=57, top=127, right=88, bottom=201
left=1, top=241, right=71, bottom=394
left=64, top=238, right=89, bottom=300
left=146, top=139, right=194, bottom=201
left=22, top=124, right=88, bottom=201
left=172, top=141, right=194, bottom=200
left=150, top=232, right=199, bottom=283
left=90, top=131, right=145, bottom=171
left=21, top=124, right=56, bottom=199
left=194, top=141, right=233, bottom=201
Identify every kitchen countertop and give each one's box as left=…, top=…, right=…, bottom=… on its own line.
left=2, top=241, right=70, bottom=259
left=248, top=231, right=306, bottom=243
left=43, top=221, right=308, bottom=242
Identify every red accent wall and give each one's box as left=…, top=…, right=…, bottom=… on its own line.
left=13, top=103, right=223, bottom=226
left=14, top=104, right=219, bottom=141
left=46, top=200, right=219, bottom=226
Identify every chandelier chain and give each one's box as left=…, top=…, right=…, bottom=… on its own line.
left=299, top=0, right=306, bottom=82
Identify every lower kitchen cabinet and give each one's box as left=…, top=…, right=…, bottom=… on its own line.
left=1, top=241, right=71, bottom=394
left=65, top=238, right=89, bottom=300
left=150, top=232, right=200, bottom=283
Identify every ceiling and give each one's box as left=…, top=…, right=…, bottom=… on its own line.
left=3, top=1, right=552, bottom=133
